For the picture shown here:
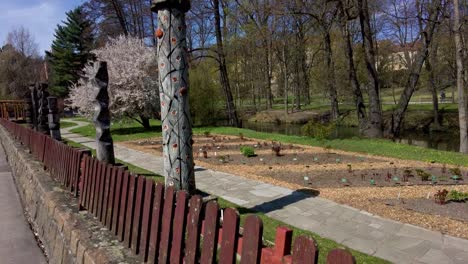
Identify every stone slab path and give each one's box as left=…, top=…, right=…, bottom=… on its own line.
left=62, top=121, right=468, bottom=264
left=0, top=142, right=47, bottom=263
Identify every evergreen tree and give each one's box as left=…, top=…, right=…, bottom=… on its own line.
left=47, top=7, right=94, bottom=97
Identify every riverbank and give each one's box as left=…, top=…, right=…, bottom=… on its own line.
left=246, top=105, right=460, bottom=132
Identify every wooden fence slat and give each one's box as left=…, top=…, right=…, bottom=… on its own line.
left=79, top=155, right=90, bottom=209
left=292, top=236, right=318, bottom=264
left=139, top=178, right=155, bottom=262
left=75, top=150, right=90, bottom=196
left=43, top=138, right=50, bottom=170
left=60, top=143, right=66, bottom=182
left=64, top=146, right=70, bottom=185
left=111, top=167, right=125, bottom=233
left=90, top=159, right=98, bottom=215
left=101, top=165, right=112, bottom=222
left=40, top=135, right=47, bottom=162
left=118, top=171, right=130, bottom=241
left=158, top=186, right=175, bottom=264
left=240, top=215, right=263, bottom=264
left=124, top=174, right=137, bottom=248
left=274, top=227, right=292, bottom=257
left=66, top=148, right=72, bottom=187
left=200, top=201, right=220, bottom=264
left=66, top=147, right=72, bottom=185
left=96, top=162, right=107, bottom=218
left=131, top=176, right=146, bottom=254
left=184, top=195, right=203, bottom=264
left=68, top=150, right=76, bottom=191
left=88, top=158, right=98, bottom=212
left=84, top=156, right=92, bottom=208
left=105, top=165, right=118, bottom=228
left=170, top=191, right=189, bottom=264
left=85, top=157, right=95, bottom=210
left=326, top=249, right=356, bottom=264
left=63, top=148, right=75, bottom=189
left=219, top=208, right=240, bottom=264
left=147, top=183, right=164, bottom=264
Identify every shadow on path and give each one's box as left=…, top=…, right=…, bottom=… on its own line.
left=248, top=189, right=320, bottom=214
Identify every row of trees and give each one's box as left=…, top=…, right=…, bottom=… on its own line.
left=183, top=0, right=467, bottom=151
left=0, top=27, right=43, bottom=99
left=1, top=0, right=466, bottom=152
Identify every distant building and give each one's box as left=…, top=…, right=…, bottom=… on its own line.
left=377, top=41, right=421, bottom=71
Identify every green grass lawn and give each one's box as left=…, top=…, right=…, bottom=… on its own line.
left=64, top=139, right=387, bottom=264
left=69, top=118, right=162, bottom=142
left=60, top=121, right=77, bottom=128
left=69, top=118, right=467, bottom=166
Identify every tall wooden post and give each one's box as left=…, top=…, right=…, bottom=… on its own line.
left=91, top=61, right=115, bottom=165
left=151, top=0, right=195, bottom=193
left=47, top=96, right=61, bottom=140
left=37, top=83, right=50, bottom=135
left=29, top=84, right=38, bottom=130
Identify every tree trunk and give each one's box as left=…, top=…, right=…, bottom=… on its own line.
left=296, top=22, right=310, bottom=106
left=426, top=45, right=441, bottom=129
left=341, top=17, right=367, bottom=133
left=264, top=42, right=273, bottom=109
left=110, top=0, right=129, bottom=35
left=154, top=5, right=195, bottom=193
left=282, top=46, right=289, bottom=114
left=388, top=0, right=443, bottom=137
left=324, top=31, right=339, bottom=120
left=454, top=0, right=468, bottom=153
left=139, top=115, right=151, bottom=130
left=149, top=0, right=156, bottom=46
left=213, top=0, right=240, bottom=127
left=358, top=0, right=383, bottom=138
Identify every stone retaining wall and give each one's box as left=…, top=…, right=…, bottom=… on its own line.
left=0, top=126, right=140, bottom=264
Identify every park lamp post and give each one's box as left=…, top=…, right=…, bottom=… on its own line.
left=151, top=0, right=196, bottom=194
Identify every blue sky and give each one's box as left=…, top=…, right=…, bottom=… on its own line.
left=0, top=0, right=83, bottom=55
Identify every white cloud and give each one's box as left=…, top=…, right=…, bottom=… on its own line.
left=0, top=0, right=81, bottom=56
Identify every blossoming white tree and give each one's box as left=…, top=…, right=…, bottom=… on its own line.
left=69, top=35, right=159, bottom=128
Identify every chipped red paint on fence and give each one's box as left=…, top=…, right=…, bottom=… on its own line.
left=1, top=118, right=356, bottom=264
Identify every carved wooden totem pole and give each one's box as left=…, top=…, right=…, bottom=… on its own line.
left=37, top=83, right=50, bottom=135
left=91, top=61, right=115, bottom=165
left=29, top=84, right=38, bottom=130
left=47, top=96, right=61, bottom=140
left=151, top=0, right=195, bottom=193
left=25, top=85, right=35, bottom=129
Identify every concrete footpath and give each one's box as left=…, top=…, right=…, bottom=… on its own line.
left=0, top=143, right=47, bottom=263
left=62, top=121, right=468, bottom=264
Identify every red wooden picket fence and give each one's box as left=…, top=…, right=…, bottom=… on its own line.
left=1, top=118, right=356, bottom=264
left=0, top=119, right=90, bottom=196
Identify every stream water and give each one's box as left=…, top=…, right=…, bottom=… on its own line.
left=240, top=121, right=460, bottom=152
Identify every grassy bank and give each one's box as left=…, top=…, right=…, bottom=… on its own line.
left=64, top=139, right=387, bottom=264
left=69, top=119, right=468, bottom=166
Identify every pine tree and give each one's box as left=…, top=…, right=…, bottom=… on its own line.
left=47, top=7, right=94, bottom=97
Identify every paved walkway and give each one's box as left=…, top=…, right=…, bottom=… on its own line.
left=62, top=121, right=468, bottom=264
left=0, top=142, right=47, bottom=263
